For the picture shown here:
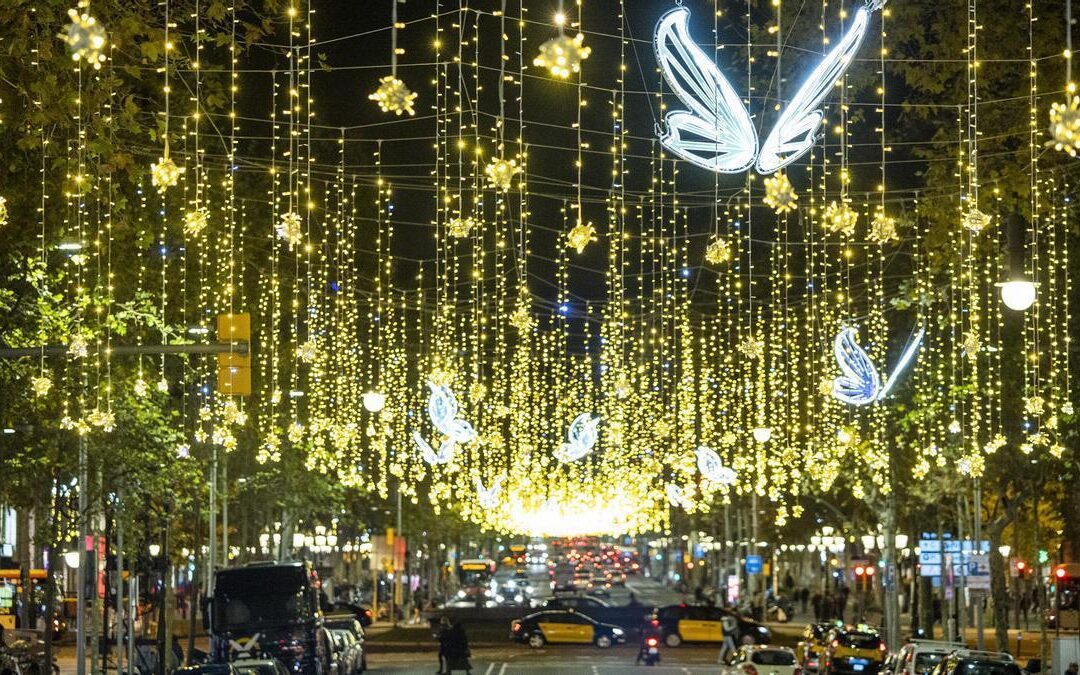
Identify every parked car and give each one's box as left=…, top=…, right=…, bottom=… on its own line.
left=926, top=650, right=1021, bottom=675
left=232, top=659, right=291, bottom=675
left=798, top=622, right=838, bottom=673
left=324, top=616, right=367, bottom=673
left=886, top=640, right=965, bottom=675
left=655, top=604, right=771, bottom=647
left=328, top=629, right=364, bottom=675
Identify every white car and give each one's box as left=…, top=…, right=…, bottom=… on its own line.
left=889, top=640, right=965, bottom=675
left=721, top=645, right=800, bottom=675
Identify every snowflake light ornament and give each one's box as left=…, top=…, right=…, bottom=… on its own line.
left=60, top=5, right=107, bottom=69
left=1024, top=395, right=1045, bottom=416
left=150, top=154, right=184, bottom=193
left=369, top=76, right=417, bottom=116
left=156, top=378, right=170, bottom=394
left=484, top=158, right=521, bottom=191
left=277, top=211, right=303, bottom=248
left=867, top=210, right=898, bottom=243
left=68, top=334, right=89, bottom=359
left=297, top=340, right=317, bottom=363
left=87, top=409, right=115, bottom=432
left=447, top=215, right=477, bottom=238
left=183, top=208, right=210, bottom=236
left=509, top=304, right=535, bottom=332
left=257, top=433, right=281, bottom=463
left=961, top=331, right=980, bottom=361
left=0, top=197, right=8, bottom=228
left=763, top=173, right=798, bottom=213
left=31, top=374, right=52, bottom=397
left=962, top=207, right=992, bottom=234
left=704, top=236, right=732, bottom=265
left=1048, top=96, right=1080, bottom=156
left=534, top=33, right=591, bottom=79
left=823, top=201, right=858, bottom=236
left=287, top=422, right=305, bottom=444
left=737, top=335, right=764, bottom=360
left=133, top=378, right=148, bottom=397
left=567, top=221, right=597, bottom=254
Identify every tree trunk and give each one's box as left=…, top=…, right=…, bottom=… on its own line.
left=989, top=540, right=1010, bottom=651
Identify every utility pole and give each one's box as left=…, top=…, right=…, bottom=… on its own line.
left=974, top=478, right=985, bottom=650
left=76, top=436, right=87, bottom=675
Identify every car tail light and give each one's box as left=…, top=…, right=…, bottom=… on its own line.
left=742, top=665, right=758, bottom=675
left=832, top=639, right=839, bottom=648
left=511, top=621, right=521, bottom=632
left=646, top=637, right=658, bottom=647
left=879, top=643, right=887, bottom=652
left=364, top=609, right=373, bottom=618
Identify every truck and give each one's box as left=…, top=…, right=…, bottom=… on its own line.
left=206, top=561, right=331, bottom=675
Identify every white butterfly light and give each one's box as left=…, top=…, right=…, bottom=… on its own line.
left=553, top=412, right=601, bottom=463
left=695, top=445, right=738, bottom=485
left=426, top=381, right=477, bottom=443
left=475, top=475, right=505, bottom=508
left=655, top=2, right=883, bottom=175
left=413, top=431, right=456, bottom=465
left=665, top=483, right=687, bottom=508
left=832, top=326, right=925, bottom=406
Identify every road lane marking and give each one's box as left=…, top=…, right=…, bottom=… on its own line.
left=497, top=662, right=507, bottom=675
left=483, top=664, right=495, bottom=675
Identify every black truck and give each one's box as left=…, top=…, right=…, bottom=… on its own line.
left=207, top=562, right=331, bottom=675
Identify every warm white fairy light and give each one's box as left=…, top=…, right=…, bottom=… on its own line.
left=369, top=75, right=417, bottom=116
left=534, top=33, right=591, bottom=79
left=60, top=4, right=107, bottom=69
left=764, top=173, right=798, bottom=213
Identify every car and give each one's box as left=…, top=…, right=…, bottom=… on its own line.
left=797, top=622, right=839, bottom=673
left=655, top=604, right=771, bottom=647
left=926, top=650, right=1021, bottom=675
left=886, top=640, right=965, bottom=675
left=541, top=596, right=610, bottom=611
left=175, top=666, right=240, bottom=675
left=324, top=617, right=366, bottom=674
left=572, top=570, right=592, bottom=590
left=231, top=659, right=291, bottom=675
left=822, top=626, right=887, bottom=674
left=330, top=602, right=374, bottom=628
left=509, top=610, right=627, bottom=648
left=329, top=629, right=364, bottom=675
left=722, top=645, right=801, bottom=675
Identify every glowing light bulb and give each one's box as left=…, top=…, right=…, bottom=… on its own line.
left=997, top=280, right=1036, bottom=311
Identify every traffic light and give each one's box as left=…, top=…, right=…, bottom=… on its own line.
left=217, top=313, right=251, bottom=395
left=1054, top=566, right=1067, bottom=580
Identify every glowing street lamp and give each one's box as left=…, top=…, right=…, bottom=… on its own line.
left=752, top=427, right=772, bottom=443
left=64, top=550, right=81, bottom=569
left=997, top=280, right=1036, bottom=311
left=362, top=390, right=386, bottom=413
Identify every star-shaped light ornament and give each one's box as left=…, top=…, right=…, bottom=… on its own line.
left=533, top=33, right=591, bottom=79
left=183, top=207, right=210, bottom=236
left=150, top=154, right=184, bottom=193
left=31, top=374, right=53, bottom=397
left=567, top=221, right=597, bottom=254
left=962, top=331, right=980, bottom=361
left=60, top=4, right=107, bottom=69
left=484, top=158, right=522, bottom=191
left=823, top=201, right=858, bottom=236
left=867, top=210, right=898, bottom=243
left=509, top=303, right=535, bottom=332
left=0, top=197, right=8, bottom=228
left=984, top=434, right=1007, bottom=454
left=277, top=211, right=303, bottom=248
left=257, top=433, right=282, bottom=464
left=704, top=236, right=732, bottom=265
left=1048, top=96, right=1080, bottom=157
left=1024, top=395, right=1045, bottom=416
left=962, top=207, right=992, bottom=234
left=87, top=409, right=116, bottom=432
left=369, top=75, right=417, bottom=116
left=133, top=378, right=149, bottom=397
left=287, top=422, right=305, bottom=444
left=763, top=173, right=798, bottom=214
left=447, top=215, right=477, bottom=238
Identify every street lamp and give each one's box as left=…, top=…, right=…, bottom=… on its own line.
left=148, top=543, right=161, bottom=557
left=998, top=544, right=1012, bottom=558
left=64, top=550, right=81, bottom=569
left=752, top=427, right=772, bottom=443
left=362, top=390, right=387, bottom=413
left=997, top=280, right=1037, bottom=311
left=861, top=534, right=877, bottom=551
left=895, top=534, right=909, bottom=549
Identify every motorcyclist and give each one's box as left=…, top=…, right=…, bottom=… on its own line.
left=636, top=615, right=662, bottom=665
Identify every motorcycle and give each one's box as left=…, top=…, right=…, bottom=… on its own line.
left=638, top=635, right=661, bottom=666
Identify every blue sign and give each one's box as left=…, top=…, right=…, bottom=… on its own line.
left=745, top=555, right=763, bottom=575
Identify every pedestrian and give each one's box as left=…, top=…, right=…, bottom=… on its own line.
left=812, top=591, right=823, bottom=621
left=436, top=615, right=452, bottom=674
left=444, top=620, right=472, bottom=674
left=784, top=572, right=795, bottom=591
left=1063, top=662, right=1078, bottom=675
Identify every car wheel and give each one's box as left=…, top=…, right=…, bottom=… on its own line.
left=740, top=634, right=755, bottom=645
left=595, top=635, right=613, bottom=649
left=664, top=633, right=682, bottom=647
left=528, top=633, right=546, bottom=648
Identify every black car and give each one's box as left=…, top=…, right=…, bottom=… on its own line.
left=509, top=610, right=627, bottom=648
left=175, top=666, right=240, bottom=675
left=540, top=596, right=649, bottom=630
left=927, top=651, right=1021, bottom=675
left=324, top=615, right=366, bottom=673
left=655, top=604, right=771, bottom=647
left=231, top=659, right=291, bottom=675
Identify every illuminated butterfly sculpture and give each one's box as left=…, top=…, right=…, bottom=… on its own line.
left=426, top=381, right=477, bottom=443
left=413, top=431, right=456, bottom=465
left=655, top=1, right=885, bottom=174
left=832, top=326, right=926, bottom=406
left=695, top=445, right=738, bottom=485
left=475, top=476, right=505, bottom=508
left=553, top=412, right=601, bottom=463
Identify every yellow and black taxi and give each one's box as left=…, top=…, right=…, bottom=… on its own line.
left=822, top=626, right=887, bottom=674
left=655, top=604, right=771, bottom=647
left=796, top=622, right=837, bottom=673
left=509, top=609, right=627, bottom=648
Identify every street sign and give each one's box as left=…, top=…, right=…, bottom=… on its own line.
left=967, top=553, right=991, bottom=589
left=745, top=555, right=763, bottom=575
left=920, top=551, right=942, bottom=565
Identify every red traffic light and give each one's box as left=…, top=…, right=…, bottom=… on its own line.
left=1016, top=561, right=1027, bottom=572
left=855, top=566, right=866, bottom=576
left=865, top=566, right=876, bottom=576
left=1055, top=567, right=1067, bottom=579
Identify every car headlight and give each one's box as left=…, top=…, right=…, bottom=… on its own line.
left=612, top=628, right=624, bottom=636
left=456, top=590, right=466, bottom=598
left=757, top=626, right=769, bottom=634
left=495, top=594, right=505, bottom=602
left=525, top=586, right=534, bottom=593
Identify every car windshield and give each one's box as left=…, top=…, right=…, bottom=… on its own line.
left=841, top=632, right=881, bottom=649
left=752, top=650, right=796, bottom=666
left=956, top=660, right=1022, bottom=675
left=214, top=567, right=312, bottom=631
left=914, top=653, right=947, bottom=673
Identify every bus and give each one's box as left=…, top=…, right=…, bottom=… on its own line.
left=0, top=568, right=68, bottom=636
left=456, top=559, right=496, bottom=603
left=208, top=561, right=331, bottom=674
left=1049, top=562, right=1080, bottom=631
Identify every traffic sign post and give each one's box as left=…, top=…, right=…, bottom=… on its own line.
left=745, top=555, right=763, bottom=575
